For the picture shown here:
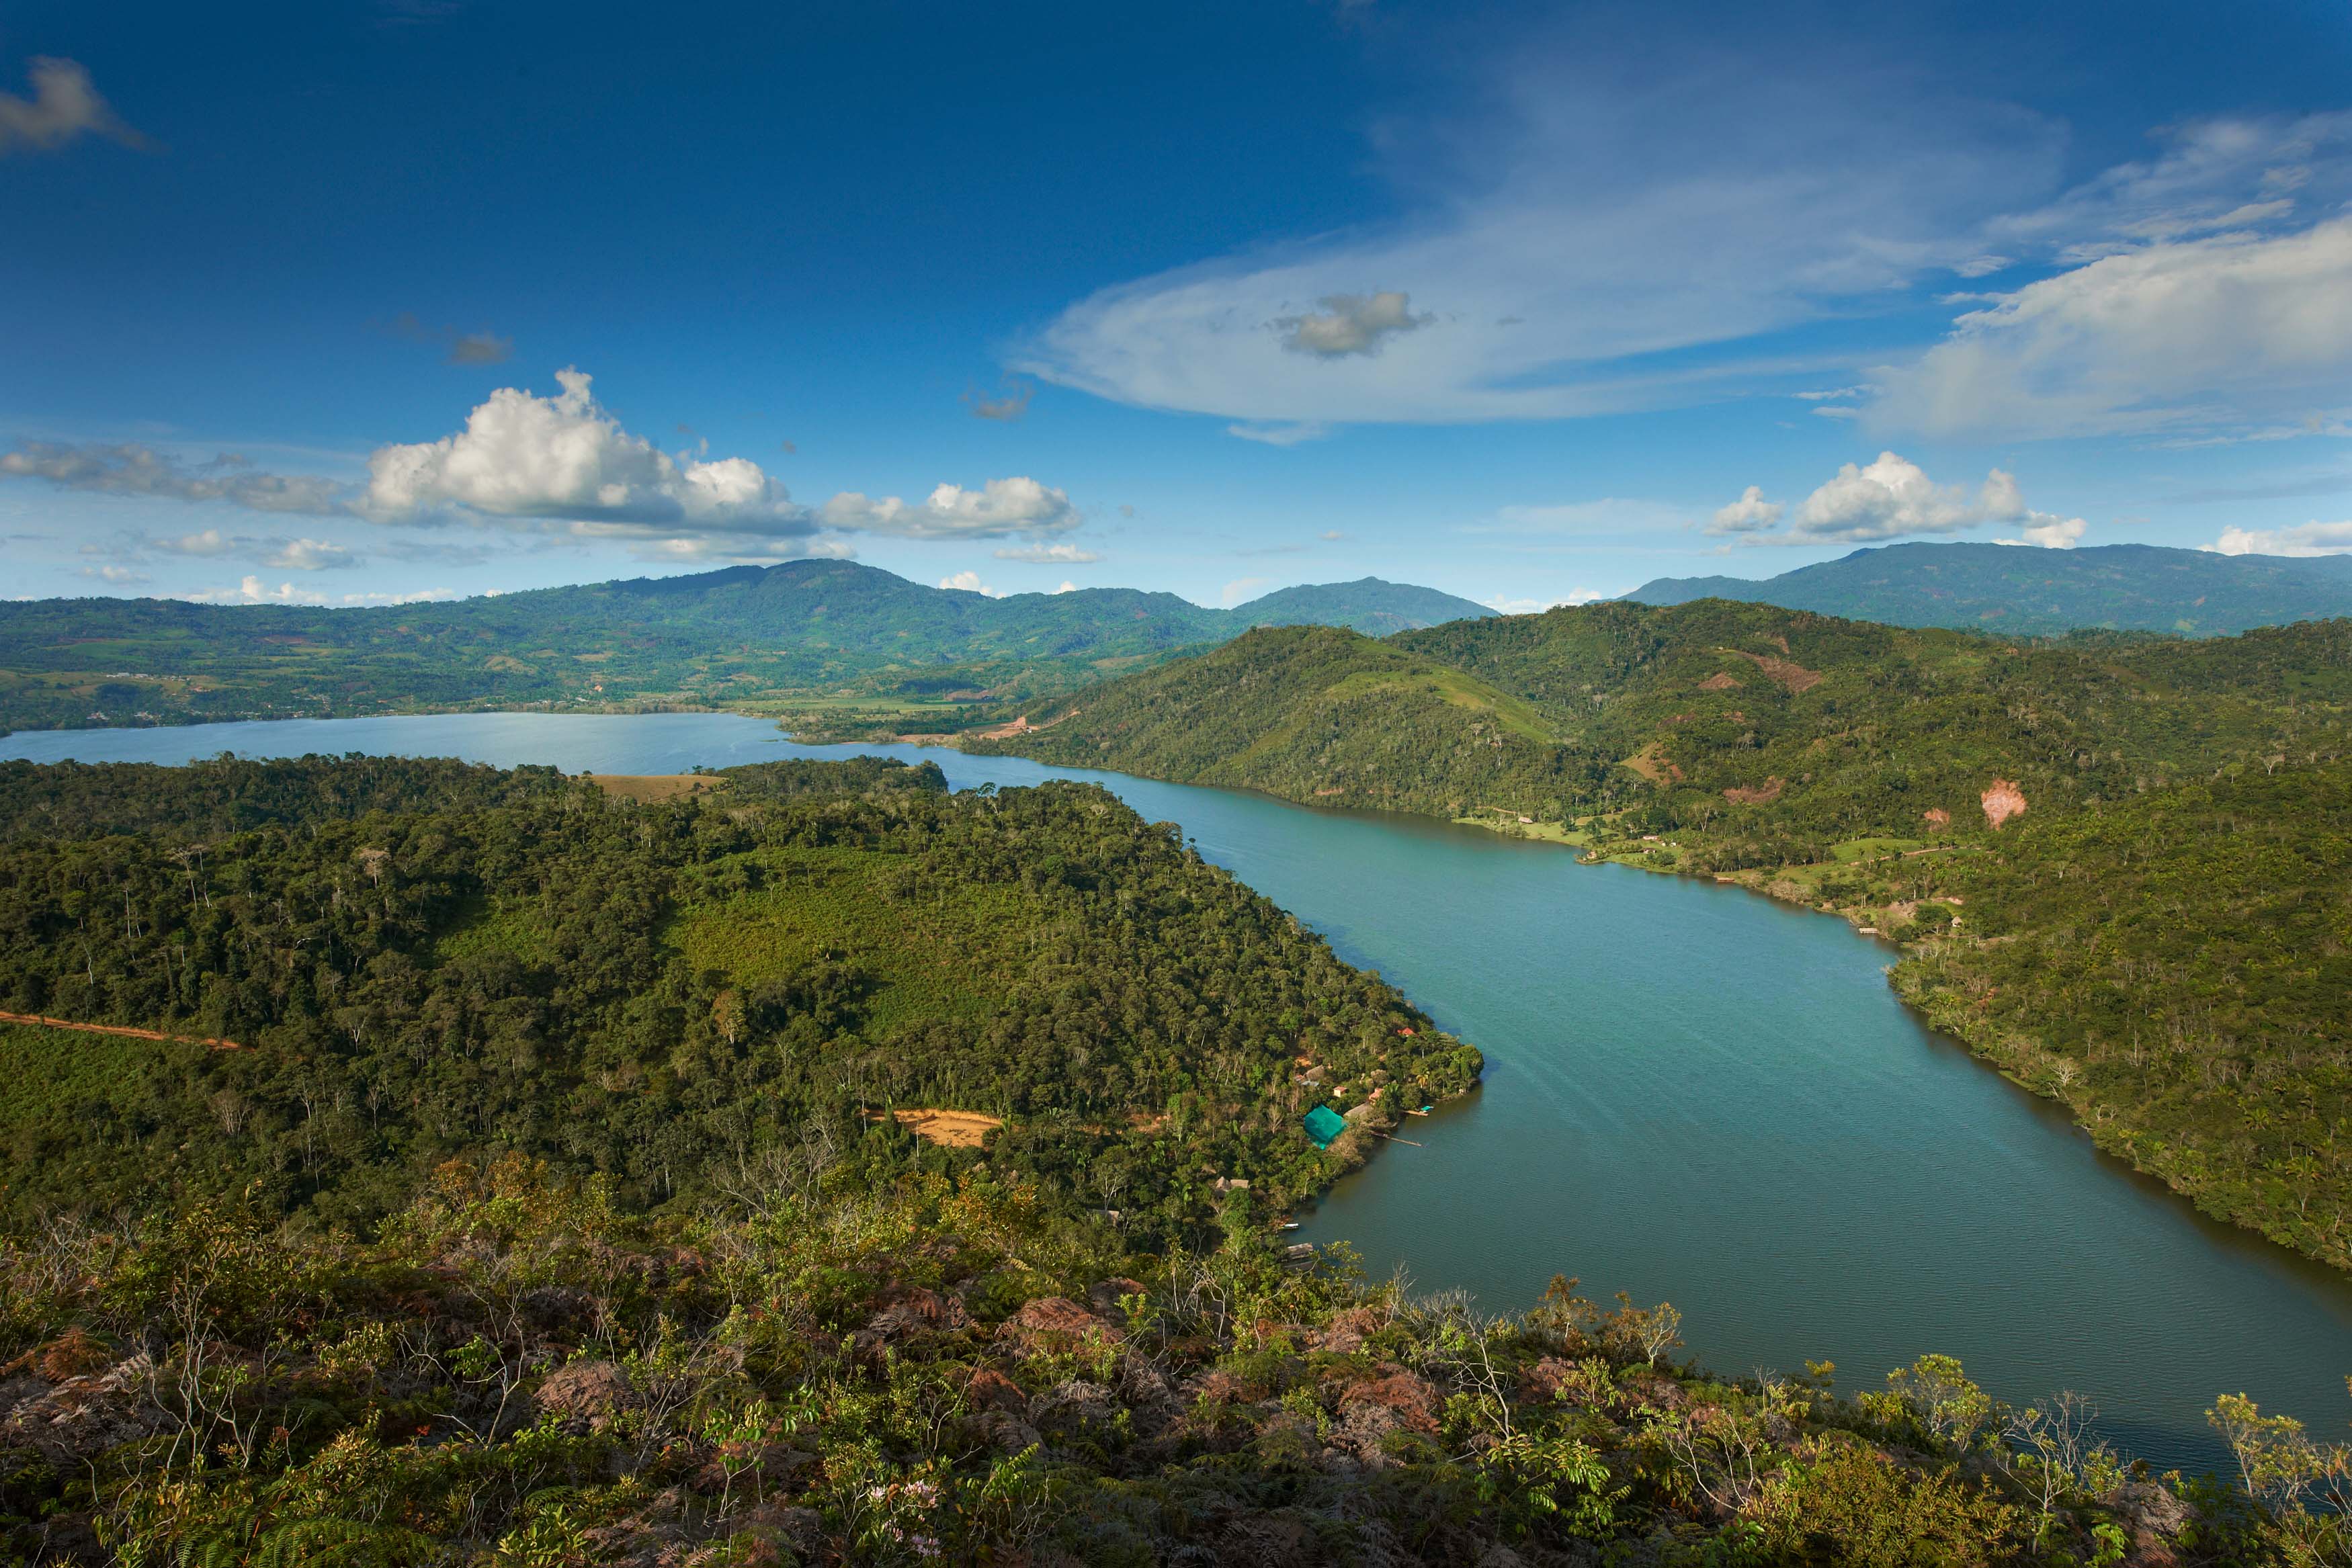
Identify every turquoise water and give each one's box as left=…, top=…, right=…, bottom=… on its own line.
left=6, top=709, right=2349, bottom=1471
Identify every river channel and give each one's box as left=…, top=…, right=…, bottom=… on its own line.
left=5, top=708, right=2347, bottom=1472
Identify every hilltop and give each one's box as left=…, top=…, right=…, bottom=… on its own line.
left=1628, top=541, right=2352, bottom=636
left=0, top=562, right=1493, bottom=734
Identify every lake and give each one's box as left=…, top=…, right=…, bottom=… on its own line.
left=6, top=708, right=2348, bottom=1472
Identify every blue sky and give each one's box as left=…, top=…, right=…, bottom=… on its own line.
left=3, top=0, right=2349, bottom=611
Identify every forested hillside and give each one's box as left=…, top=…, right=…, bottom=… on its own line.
left=1629, top=541, right=2352, bottom=636
left=0, top=755, right=1477, bottom=1233
left=0, top=763, right=2339, bottom=1565
left=981, top=601, right=2352, bottom=1268
left=0, top=562, right=1490, bottom=735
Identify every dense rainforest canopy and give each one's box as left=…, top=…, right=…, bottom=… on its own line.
left=0, top=754, right=1478, bottom=1236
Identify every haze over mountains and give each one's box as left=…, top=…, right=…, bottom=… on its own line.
left=1630, top=543, right=2352, bottom=637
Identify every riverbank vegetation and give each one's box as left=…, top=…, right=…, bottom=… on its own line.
left=976, top=601, right=2352, bottom=1270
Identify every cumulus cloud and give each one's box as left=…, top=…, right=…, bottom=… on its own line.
left=1723, top=453, right=2085, bottom=547
left=1, top=443, right=345, bottom=513
left=1275, top=292, right=1431, bottom=357
left=1997, top=515, right=2087, bottom=549
left=2210, top=521, right=2352, bottom=557
left=11, top=371, right=1086, bottom=569
left=820, top=476, right=1079, bottom=540
left=365, top=369, right=804, bottom=532
left=79, top=564, right=149, bottom=585
left=0, top=57, right=144, bottom=157
left=937, top=570, right=1001, bottom=597
left=1709, top=486, right=1783, bottom=535
left=993, top=541, right=1101, bottom=564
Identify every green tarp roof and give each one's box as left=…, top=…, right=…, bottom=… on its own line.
left=1302, top=1106, right=1348, bottom=1147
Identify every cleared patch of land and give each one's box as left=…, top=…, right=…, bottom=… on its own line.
left=581, top=773, right=730, bottom=803
left=875, top=1108, right=1004, bottom=1147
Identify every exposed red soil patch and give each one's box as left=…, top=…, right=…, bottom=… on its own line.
left=1722, top=777, right=1785, bottom=805
left=974, top=708, right=1079, bottom=741
left=1697, top=672, right=1742, bottom=691
left=1923, top=808, right=1951, bottom=828
left=1980, top=779, right=2028, bottom=828
left=1720, top=648, right=1822, bottom=693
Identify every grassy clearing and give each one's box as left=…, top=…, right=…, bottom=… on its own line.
left=668, top=846, right=1043, bottom=1033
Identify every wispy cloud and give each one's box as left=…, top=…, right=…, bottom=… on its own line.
left=0, top=57, right=146, bottom=157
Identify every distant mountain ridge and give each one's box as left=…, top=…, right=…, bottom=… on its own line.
left=1626, top=542, right=2352, bottom=636
left=0, top=560, right=1495, bottom=732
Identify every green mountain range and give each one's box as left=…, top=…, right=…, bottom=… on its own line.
left=0, top=561, right=1493, bottom=732
left=1627, top=541, right=2352, bottom=635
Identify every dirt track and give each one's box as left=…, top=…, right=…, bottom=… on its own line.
left=0, top=1010, right=243, bottom=1051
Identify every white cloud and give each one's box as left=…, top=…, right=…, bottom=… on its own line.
left=1876, top=216, right=2352, bottom=439
left=1220, top=576, right=1271, bottom=606
left=1319, top=529, right=1347, bottom=541
left=1019, top=32, right=2070, bottom=427
left=79, top=564, right=148, bottom=584
left=157, top=529, right=234, bottom=556
left=993, top=541, right=1101, bottom=564
left=2210, top=520, right=2352, bottom=557
left=1, top=443, right=345, bottom=513
left=185, top=576, right=329, bottom=605
left=357, top=369, right=1075, bottom=560
left=265, top=538, right=361, bottom=570
left=1995, top=515, right=2087, bottom=549
left=1722, top=451, right=2085, bottom=546
left=364, top=368, right=806, bottom=535
left=1794, top=386, right=1870, bottom=402
left=1709, top=486, right=1783, bottom=535
left=937, top=570, right=1001, bottom=597
left=1052, top=580, right=1078, bottom=594
left=1226, top=421, right=1330, bottom=446
left=1275, top=292, right=1432, bottom=357
left=822, top=476, right=1079, bottom=540
left=0, top=57, right=143, bottom=157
